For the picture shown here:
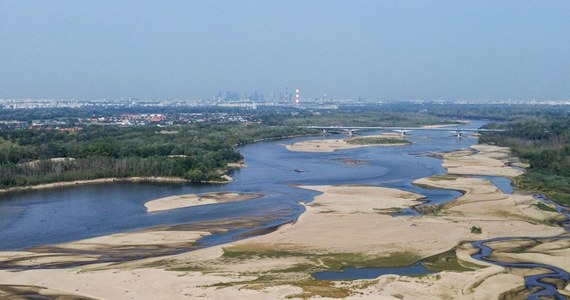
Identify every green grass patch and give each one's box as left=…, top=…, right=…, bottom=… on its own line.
left=470, top=226, right=482, bottom=234
left=222, top=247, right=421, bottom=271
left=346, top=137, right=411, bottom=145
left=426, top=174, right=458, bottom=181
left=421, top=249, right=480, bottom=272
left=168, top=264, right=208, bottom=272
left=414, top=204, right=445, bottom=216
left=514, top=172, right=570, bottom=206
left=286, top=280, right=353, bottom=299
left=373, top=207, right=402, bottom=214
left=203, top=268, right=357, bottom=298
left=536, top=202, right=557, bottom=212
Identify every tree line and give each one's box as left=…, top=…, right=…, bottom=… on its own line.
left=481, top=117, right=570, bottom=205
left=0, top=123, right=312, bottom=188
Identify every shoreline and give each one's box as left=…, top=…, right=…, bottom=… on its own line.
left=145, top=192, right=264, bottom=213
left=286, top=133, right=410, bottom=153
left=0, top=162, right=248, bottom=194
left=0, top=135, right=323, bottom=195
left=0, top=176, right=192, bottom=194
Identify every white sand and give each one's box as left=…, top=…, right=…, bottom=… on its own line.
left=440, top=144, right=524, bottom=178
left=145, top=192, right=263, bottom=213
left=0, top=176, right=190, bottom=194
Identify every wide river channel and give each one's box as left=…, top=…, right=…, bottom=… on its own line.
left=1, top=122, right=489, bottom=251
left=2, top=120, right=569, bottom=299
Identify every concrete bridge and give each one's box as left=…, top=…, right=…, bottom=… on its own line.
left=300, top=125, right=507, bottom=137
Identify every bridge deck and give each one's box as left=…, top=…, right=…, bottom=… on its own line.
left=301, top=126, right=507, bottom=132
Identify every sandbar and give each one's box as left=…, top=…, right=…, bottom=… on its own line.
left=438, top=144, right=524, bottom=178
left=0, top=176, right=190, bottom=194
left=145, top=192, right=263, bottom=213
left=286, top=134, right=409, bottom=152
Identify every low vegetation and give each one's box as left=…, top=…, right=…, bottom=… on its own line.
left=346, top=137, right=411, bottom=145
left=536, top=202, right=558, bottom=212
left=222, top=247, right=421, bottom=272
left=421, top=249, right=480, bottom=272
left=470, top=226, right=482, bottom=234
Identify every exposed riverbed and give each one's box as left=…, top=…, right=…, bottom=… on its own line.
left=0, top=120, right=568, bottom=299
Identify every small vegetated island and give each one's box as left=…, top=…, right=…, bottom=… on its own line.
left=286, top=134, right=411, bottom=153
left=346, top=136, right=412, bottom=145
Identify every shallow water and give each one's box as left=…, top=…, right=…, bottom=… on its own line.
left=313, top=262, right=434, bottom=280
left=477, top=175, right=514, bottom=195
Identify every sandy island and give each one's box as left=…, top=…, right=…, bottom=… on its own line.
left=286, top=133, right=410, bottom=152
left=0, top=144, right=568, bottom=299
left=145, top=192, right=263, bottom=213
left=438, top=144, right=525, bottom=178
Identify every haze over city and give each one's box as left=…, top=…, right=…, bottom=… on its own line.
left=2, top=0, right=570, bottom=101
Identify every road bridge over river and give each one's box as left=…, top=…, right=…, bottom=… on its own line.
left=301, top=125, right=507, bottom=137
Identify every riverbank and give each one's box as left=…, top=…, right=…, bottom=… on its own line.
left=0, top=176, right=190, bottom=194
left=0, top=161, right=249, bottom=194
left=286, top=133, right=410, bottom=152
left=0, top=144, right=567, bottom=299
left=438, top=144, right=524, bottom=178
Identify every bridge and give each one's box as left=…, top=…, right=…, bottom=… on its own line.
left=300, top=125, right=507, bottom=137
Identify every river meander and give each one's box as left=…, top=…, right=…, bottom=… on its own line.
left=0, top=122, right=485, bottom=251
left=3, top=120, right=570, bottom=298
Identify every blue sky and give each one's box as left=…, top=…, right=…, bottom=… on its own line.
left=1, top=1, right=569, bottom=100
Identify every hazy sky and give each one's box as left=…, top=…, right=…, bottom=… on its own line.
left=1, top=1, right=569, bottom=100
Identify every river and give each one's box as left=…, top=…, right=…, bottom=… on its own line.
left=1, top=122, right=483, bottom=251
left=2, top=120, right=567, bottom=298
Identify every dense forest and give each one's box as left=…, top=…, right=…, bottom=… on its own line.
left=481, top=117, right=570, bottom=205
left=0, top=124, right=313, bottom=188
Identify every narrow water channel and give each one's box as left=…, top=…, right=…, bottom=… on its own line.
left=471, top=195, right=570, bottom=300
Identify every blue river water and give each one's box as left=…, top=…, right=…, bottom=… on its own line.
left=313, top=262, right=435, bottom=280
left=0, top=123, right=484, bottom=251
